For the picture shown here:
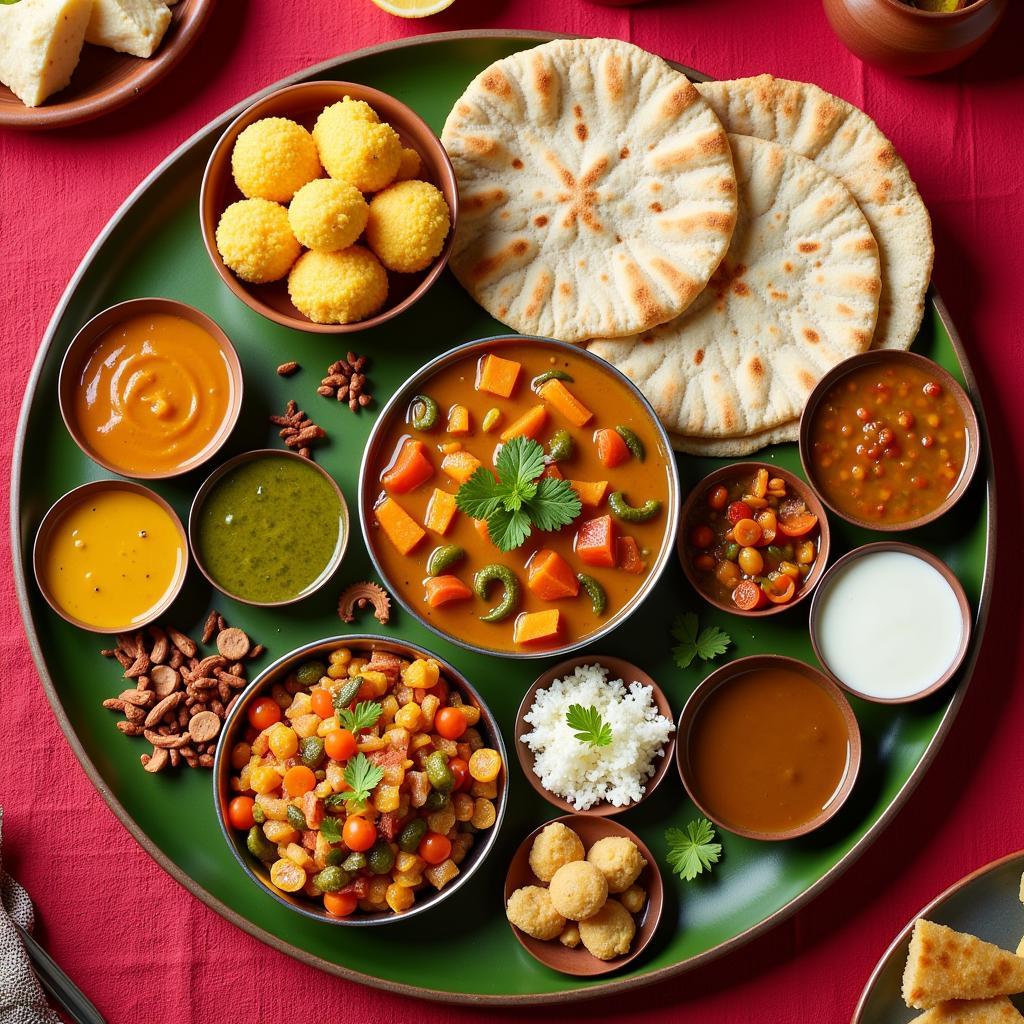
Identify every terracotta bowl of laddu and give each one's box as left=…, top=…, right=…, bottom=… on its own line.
left=799, top=349, right=980, bottom=532
left=504, top=815, right=664, bottom=976
left=514, top=656, right=676, bottom=817
left=822, top=0, right=1007, bottom=76
left=809, top=541, right=972, bottom=705
left=58, top=297, right=244, bottom=480
left=200, top=80, right=458, bottom=335
left=677, top=462, right=831, bottom=619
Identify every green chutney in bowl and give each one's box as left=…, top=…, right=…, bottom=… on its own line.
left=189, top=449, right=349, bottom=606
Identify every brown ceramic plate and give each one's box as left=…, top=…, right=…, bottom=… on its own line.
left=503, top=815, right=663, bottom=976
left=188, top=448, right=350, bottom=607
left=676, top=461, right=831, bottom=618
left=0, top=0, right=215, bottom=130
left=199, top=80, right=458, bottom=334
left=32, top=478, right=188, bottom=634
left=799, top=350, right=980, bottom=532
left=514, top=655, right=675, bottom=817
left=57, top=297, right=243, bottom=480
left=215, top=634, right=508, bottom=926
left=676, top=654, right=862, bottom=841
left=809, top=541, right=972, bottom=705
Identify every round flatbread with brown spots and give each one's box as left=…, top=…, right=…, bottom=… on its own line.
left=695, top=75, right=933, bottom=352
left=440, top=38, right=738, bottom=343
left=669, top=419, right=798, bottom=457
left=589, top=135, right=880, bottom=439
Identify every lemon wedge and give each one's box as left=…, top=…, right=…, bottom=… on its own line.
left=370, top=0, right=454, bottom=16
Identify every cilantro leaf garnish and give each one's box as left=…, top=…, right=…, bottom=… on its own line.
left=341, top=753, right=384, bottom=810
left=455, top=437, right=581, bottom=553
left=319, top=815, right=343, bottom=844
left=565, top=704, right=613, bottom=747
left=665, top=818, right=722, bottom=881
left=337, top=700, right=382, bottom=734
left=671, top=612, right=732, bottom=669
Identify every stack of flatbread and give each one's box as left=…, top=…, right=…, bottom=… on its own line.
left=442, top=39, right=934, bottom=456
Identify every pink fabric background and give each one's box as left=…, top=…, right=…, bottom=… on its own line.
left=2, top=1, right=1022, bottom=1020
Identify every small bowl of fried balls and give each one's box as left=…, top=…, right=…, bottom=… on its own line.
left=200, top=80, right=458, bottom=333
left=504, top=817, right=663, bottom=976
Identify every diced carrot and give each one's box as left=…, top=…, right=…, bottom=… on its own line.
left=777, top=512, right=818, bottom=538
left=477, top=353, right=521, bottom=398
left=617, top=536, right=646, bottom=575
left=447, top=405, right=471, bottom=435
left=375, top=497, right=426, bottom=556
left=473, top=518, right=493, bottom=544
left=441, top=450, right=483, bottom=484
left=538, top=379, right=593, bottom=427
left=575, top=515, right=617, bottom=568
left=527, top=549, right=580, bottom=600
left=513, top=609, right=562, bottom=646
left=542, top=464, right=564, bottom=480
left=382, top=439, right=434, bottom=494
left=569, top=479, right=609, bottom=507
left=595, top=428, right=630, bottom=468
left=424, top=489, right=457, bottom=535
left=732, top=579, right=767, bottom=611
left=499, top=405, right=548, bottom=442
left=424, top=575, right=473, bottom=608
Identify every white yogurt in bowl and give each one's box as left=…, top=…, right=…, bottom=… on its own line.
left=811, top=545, right=970, bottom=702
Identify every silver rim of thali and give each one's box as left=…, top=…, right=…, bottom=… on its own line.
left=357, top=332, right=682, bottom=661
left=9, top=29, right=998, bottom=1007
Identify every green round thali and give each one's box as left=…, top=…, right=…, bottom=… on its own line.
left=11, top=30, right=995, bottom=1005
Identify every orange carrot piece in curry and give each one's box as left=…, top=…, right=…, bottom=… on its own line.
left=447, top=405, right=470, bottom=435
left=595, top=428, right=630, bottom=468
left=617, top=535, right=646, bottom=575
left=576, top=515, right=617, bottom=568
left=528, top=550, right=580, bottom=600
left=542, top=463, right=564, bottom=480
left=375, top=497, right=426, bottom=556
left=441, top=450, right=483, bottom=484
left=569, top=479, right=609, bottom=507
left=424, top=575, right=473, bottom=608
left=477, top=353, right=521, bottom=398
left=513, top=609, right=562, bottom=645
left=499, top=405, right=548, bottom=442
left=382, top=439, right=434, bottom=494
left=538, top=379, right=593, bottom=426
left=424, top=488, right=458, bottom=534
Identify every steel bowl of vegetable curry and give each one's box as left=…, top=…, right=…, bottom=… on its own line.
left=359, top=337, right=680, bottom=658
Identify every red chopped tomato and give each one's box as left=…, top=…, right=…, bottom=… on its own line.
left=726, top=501, right=752, bottom=526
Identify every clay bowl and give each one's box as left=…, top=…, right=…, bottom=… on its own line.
left=822, top=0, right=1007, bottom=76
left=799, top=350, right=980, bottom=532
left=200, top=80, right=458, bottom=334
left=677, top=462, right=831, bottom=618
left=188, top=449, right=349, bottom=607
left=215, top=634, right=508, bottom=927
left=503, top=815, right=663, bottom=976
left=32, top=479, right=188, bottom=634
left=809, top=541, right=972, bottom=705
left=57, top=298, right=243, bottom=480
left=676, top=655, right=862, bottom=842
left=514, top=656, right=676, bottom=817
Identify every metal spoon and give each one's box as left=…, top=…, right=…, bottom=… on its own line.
left=13, top=921, right=106, bottom=1024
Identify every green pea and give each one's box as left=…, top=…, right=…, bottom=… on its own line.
left=615, top=425, right=645, bottom=461
left=425, top=750, right=454, bottom=793
left=577, top=573, right=607, bottom=616
left=300, top=736, right=325, bottom=770
left=367, top=839, right=396, bottom=875
left=608, top=491, right=662, bottom=523
left=342, top=851, right=368, bottom=872
left=473, top=564, right=520, bottom=623
left=426, top=544, right=465, bottom=576
left=325, top=848, right=347, bottom=867
left=546, top=429, right=574, bottom=462
left=313, top=866, right=350, bottom=892
left=532, top=369, right=574, bottom=389
left=397, top=818, right=428, bottom=853
left=725, top=543, right=740, bottom=561
left=295, top=660, right=327, bottom=687
left=245, top=826, right=276, bottom=863
left=410, top=394, right=439, bottom=431
left=424, top=790, right=450, bottom=812
left=251, top=803, right=266, bottom=825
left=286, top=805, right=307, bottom=832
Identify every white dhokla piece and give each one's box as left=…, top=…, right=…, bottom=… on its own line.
left=85, top=0, right=171, bottom=58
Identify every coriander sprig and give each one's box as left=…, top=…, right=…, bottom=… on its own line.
left=319, top=815, right=343, bottom=844
left=341, top=753, right=384, bottom=810
left=671, top=612, right=731, bottom=669
left=455, top=437, right=581, bottom=552
left=665, top=817, right=722, bottom=882
left=565, top=704, right=613, bottom=747
left=337, top=700, right=382, bottom=734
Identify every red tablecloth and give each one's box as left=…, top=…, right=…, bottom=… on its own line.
left=2, top=1, right=1022, bottom=1020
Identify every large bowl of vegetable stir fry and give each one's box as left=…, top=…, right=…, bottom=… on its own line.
left=214, top=635, right=508, bottom=925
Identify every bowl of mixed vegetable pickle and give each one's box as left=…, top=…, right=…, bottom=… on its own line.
left=215, top=635, right=507, bottom=924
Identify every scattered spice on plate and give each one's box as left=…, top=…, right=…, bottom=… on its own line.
left=337, top=580, right=392, bottom=625
left=277, top=361, right=300, bottom=377
left=270, top=398, right=327, bottom=459
left=99, top=613, right=266, bottom=773
left=317, top=351, right=372, bottom=410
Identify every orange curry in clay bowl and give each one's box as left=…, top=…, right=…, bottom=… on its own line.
left=359, top=336, right=680, bottom=658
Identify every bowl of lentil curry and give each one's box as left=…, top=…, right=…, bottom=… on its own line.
left=215, top=635, right=507, bottom=925
left=358, top=336, right=680, bottom=658
left=799, top=350, right=979, bottom=531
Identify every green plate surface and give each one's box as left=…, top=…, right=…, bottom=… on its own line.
left=854, top=851, right=1024, bottom=1023
left=12, top=31, right=994, bottom=1005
